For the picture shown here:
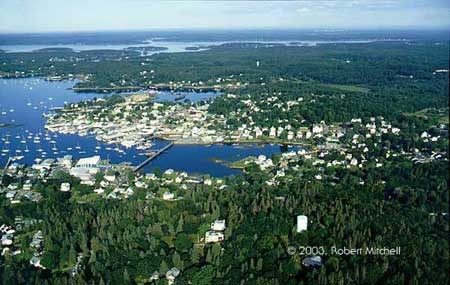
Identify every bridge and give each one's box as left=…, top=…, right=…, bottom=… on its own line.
left=133, top=142, right=174, bottom=172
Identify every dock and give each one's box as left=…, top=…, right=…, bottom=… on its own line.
left=133, top=142, right=174, bottom=172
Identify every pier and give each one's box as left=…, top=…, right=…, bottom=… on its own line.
left=133, top=142, right=174, bottom=172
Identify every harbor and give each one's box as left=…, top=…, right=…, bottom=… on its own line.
left=0, top=78, right=292, bottom=176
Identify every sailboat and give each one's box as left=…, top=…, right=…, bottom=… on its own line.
left=24, top=145, right=30, bottom=153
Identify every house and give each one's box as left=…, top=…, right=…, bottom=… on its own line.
left=312, top=124, right=324, bottom=134
left=162, top=192, right=175, bottom=200
left=30, top=256, right=43, bottom=268
left=134, top=181, right=147, bottom=188
left=1, top=234, right=13, bottom=245
left=149, top=271, right=160, bottom=282
left=104, top=175, right=116, bottom=183
left=60, top=183, right=71, bottom=192
left=205, top=231, right=224, bottom=243
left=5, top=191, right=17, bottom=199
left=211, top=219, right=226, bottom=231
left=166, top=267, right=180, bottom=285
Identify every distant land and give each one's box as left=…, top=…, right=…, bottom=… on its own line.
left=0, top=29, right=449, bottom=46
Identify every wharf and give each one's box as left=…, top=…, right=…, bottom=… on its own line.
left=133, top=142, right=174, bottom=172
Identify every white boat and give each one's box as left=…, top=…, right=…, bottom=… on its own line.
left=24, top=145, right=30, bottom=153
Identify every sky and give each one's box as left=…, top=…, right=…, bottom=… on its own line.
left=0, top=0, right=448, bottom=33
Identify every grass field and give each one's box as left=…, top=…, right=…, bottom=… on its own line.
left=404, top=108, right=449, bottom=124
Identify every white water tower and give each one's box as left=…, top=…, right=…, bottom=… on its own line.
left=297, top=215, right=308, bottom=232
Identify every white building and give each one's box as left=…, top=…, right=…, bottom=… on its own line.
left=162, top=192, right=175, bottom=200
left=211, top=219, right=226, bottom=231
left=75, top=156, right=100, bottom=168
left=70, top=156, right=101, bottom=183
left=205, top=231, right=224, bottom=243
left=312, top=124, right=324, bottom=134
left=60, top=183, right=71, bottom=192
left=297, top=215, right=308, bottom=233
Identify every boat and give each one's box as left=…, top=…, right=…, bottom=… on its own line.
left=174, top=94, right=186, bottom=101
left=24, top=145, right=30, bottom=153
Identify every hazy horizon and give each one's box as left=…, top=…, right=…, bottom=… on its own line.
left=0, top=0, right=448, bottom=33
